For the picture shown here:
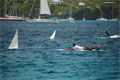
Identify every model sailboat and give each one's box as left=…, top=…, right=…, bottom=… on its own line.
left=50, top=30, right=56, bottom=40
left=8, top=29, right=18, bottom=49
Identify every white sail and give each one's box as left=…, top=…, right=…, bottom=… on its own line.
left=28, top=0, right=57, bottom=22
left=8, top=29, right=18, bottom=49
left=40, top=0, right=51, bottom=15
left=50, top=30, right=56, bottom=40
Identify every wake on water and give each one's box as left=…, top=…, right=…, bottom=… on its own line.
left=57, top=49, right=102, bottom=51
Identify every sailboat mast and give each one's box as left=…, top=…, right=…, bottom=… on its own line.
left=100, top=5, right=103, bottom=18
left=111, top=5, right=113, bottom=19
left=69, top=4, right=72, bottom=18
left=16, top=0, right=17, bottom=17
left=100, top=0, right=103, bottom=18
left=39, top=0, right=41, bottom=19
left=5, top=0, right=7, bottom=18
left=29, top=0, right=35, bottom=18
left=83, top=6, right=85, bottom=19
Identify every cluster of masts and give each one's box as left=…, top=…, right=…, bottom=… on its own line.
left=0, top=0, right=118, bottom=22
left=68, top=1, right=118, bottom=21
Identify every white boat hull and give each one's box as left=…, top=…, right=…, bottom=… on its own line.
left=109, top=35, right=120, bottom=38
left=27, top=19, right=58, bottom=23
left=97, top=18, right=108, bottom=21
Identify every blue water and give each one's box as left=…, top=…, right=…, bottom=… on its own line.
left=0, top=21, right=120, bottom=80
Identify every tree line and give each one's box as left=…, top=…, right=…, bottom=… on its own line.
left=0, top=0, right=119, bottom=20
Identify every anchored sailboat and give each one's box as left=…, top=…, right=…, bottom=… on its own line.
left=79, top=2, right=85, bottom=20
left=67, top=4, right=75, bottom=23
left=97, top=5, right=107, bottom=20
left=28, top=0, right=57, bottom=22
left=104, top=2, right=118, bottom=21
left=0, top=0, right=25, bottom=21
left=8, top=29, right=18, bottom=49
left=50, top=30, right=56, bottom=40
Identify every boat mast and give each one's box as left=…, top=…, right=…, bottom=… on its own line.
left=100, top=0, right=103, bottom=18
left=39, top=0, right=41, bottom=19
left=83, top=6, right=85, bottom=19
left=29, top=0, right=35, bottom=18
left=69, top=4, right=72, bottom=18
left=5, top=0, right=7, bottom=18
left=16, top=0, right=17, bottom=17
left=100, top=5, right=103, bottom=18
left=111, top=5, right=113, bottom=19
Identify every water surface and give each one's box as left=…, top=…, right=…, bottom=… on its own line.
left=0, top=21, right=119, bottom=80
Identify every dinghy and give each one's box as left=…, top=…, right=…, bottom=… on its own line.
left=8, top=29, right=18, bottom=49
left=50, top=30, right=56, bottom=40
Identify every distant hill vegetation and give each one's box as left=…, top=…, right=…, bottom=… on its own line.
left=0, top=0, right=119, bottom=20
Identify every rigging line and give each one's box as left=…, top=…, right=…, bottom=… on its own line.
left=97, top=23, right=103, bottom=31
left=29, top=0, right=35, bottom=18
left=97, top=23, right=105, bottom=36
